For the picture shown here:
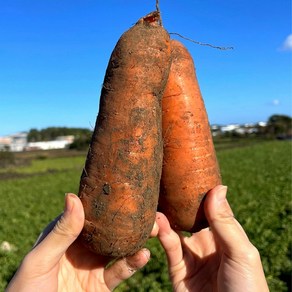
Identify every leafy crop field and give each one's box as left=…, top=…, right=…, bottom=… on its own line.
left=0, top=141, right=291, bottom=291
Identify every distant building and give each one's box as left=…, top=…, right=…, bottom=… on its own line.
left=0, top=137, right=12, bottom=151
left=221, top=124, right=241, bottom=133
left=0, top=133, right=74, bottom=152
left=26, top=140, right=71, bottom=151
left=211, top=122, right=267, bottom=137
left=10, top=132, right=28, bottom=152
left=25, top=136, right=75, bottom=151
left=55, top=135, right=75, bottom=143
left=211, top=125, right=221, bottom=137
left=0, top=132, right=28, bottom=152
left=258, top=122, right=267, bottom=127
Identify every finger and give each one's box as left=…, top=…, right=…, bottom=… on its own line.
left=156, top=212, right=183, bottom=268
left=104, top=248, right=150, bottom=290
left=30, top=193, right=85, bottom=268
left=33, top=214, right=62, bottom=247
left=204, top=185, right=252, bottom=258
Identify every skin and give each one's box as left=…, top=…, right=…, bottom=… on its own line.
left=6, top=194, right=157, bottom=292
left=156, top=185, right=270, bottom=292
left=159, top=40, right=221, bottom=232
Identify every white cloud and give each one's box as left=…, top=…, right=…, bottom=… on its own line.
left=272, top=99, right=280, bottom=106
left=281, top=34, right=292, bottom=51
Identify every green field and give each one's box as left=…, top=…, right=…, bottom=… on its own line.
left=0, top=140, right=291, bottom=291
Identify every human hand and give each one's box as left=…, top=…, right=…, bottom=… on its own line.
left=156, top=185, right=269, bottom=292
left=6, top=193, right=155, bottom=292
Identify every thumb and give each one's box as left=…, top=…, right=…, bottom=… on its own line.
left=204, top=185, right=251, bottom=258
left=31, top=193, right=85, bottom=267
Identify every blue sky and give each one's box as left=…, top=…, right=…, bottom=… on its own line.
left=0, top=0, right=291, bottom=136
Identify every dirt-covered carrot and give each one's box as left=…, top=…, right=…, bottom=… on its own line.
left=158, top=40, right=221, bottom=233
left=77, top=12, right=171, bottom=257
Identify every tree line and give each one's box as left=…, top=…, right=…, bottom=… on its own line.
left=26, top=114, right=291, bottom=150
left=265, top=114, right=292, bottom=138
left=27, top=127, right=92, bottom=142
left=215, top=114, right=291, bottom=139
left=27, top=127, right=92, bottom=150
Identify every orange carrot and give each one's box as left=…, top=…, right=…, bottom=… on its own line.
left=158, top=39, right=221, bottom=232
left=77, top=12, right=171, bottom=257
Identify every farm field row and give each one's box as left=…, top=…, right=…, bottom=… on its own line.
left=0, top=140, right=291, bottom=291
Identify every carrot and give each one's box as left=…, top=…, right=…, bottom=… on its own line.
left=158, top=40, right=221, bottom=233
left=77, top=11, right=171, bottom=257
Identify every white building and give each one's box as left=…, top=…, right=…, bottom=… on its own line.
left=0, top=137, right=12, bottom=151
left=0, top=132, right=28, bottom=152
left=25, top=135, right=74, bottom=151
left=26, top=139, right=73, bottom=150
left=220, top=124, right=241, bottom=133
left=0, top=133, right=74, bottom=152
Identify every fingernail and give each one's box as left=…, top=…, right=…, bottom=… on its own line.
left=64, top=193, right=75, bottom=213
left=141, top=248, right=151, bottom=260
left=216, top=185, right=228, bottom=202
